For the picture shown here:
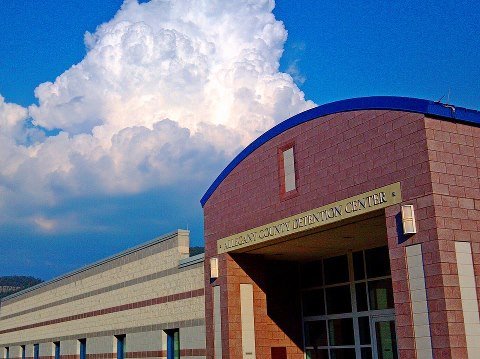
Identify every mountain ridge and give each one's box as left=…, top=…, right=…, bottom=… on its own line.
left=0, top=276, right=43, bottom=300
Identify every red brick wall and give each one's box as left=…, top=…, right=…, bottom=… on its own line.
left=421, top=118, right=479, bottom=358
left=203, top=109, right=479, bottom=359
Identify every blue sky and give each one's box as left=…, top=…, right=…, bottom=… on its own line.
left=0, top=0, right=479, bottom=280
left=274, top=1, right=480, bottom=109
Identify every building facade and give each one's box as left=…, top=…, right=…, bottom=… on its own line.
left=201, top=97, right=480, bottom=359
left=0, top=230, right=206, bottom=359
left=1, top=96, right=480, bottom=359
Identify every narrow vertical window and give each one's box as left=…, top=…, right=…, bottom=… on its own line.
left=54, top=342, right=60, bottom=359
left=282, top=147, right=296, bottom=192
left=165, top=329, right=180, bottom=359
left=116, top=335, right=126, bottom=359
left=5, top=347, right=9, bottom=359
left=33, top=344, right=39, bottom=359
left=21, top=346, right=25, bottom=359
left=78, top=339, right=86, bottom=359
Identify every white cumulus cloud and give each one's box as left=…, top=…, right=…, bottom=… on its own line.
left=0, top=0, right=314, bottom=234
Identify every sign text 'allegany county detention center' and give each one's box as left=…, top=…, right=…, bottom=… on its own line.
left=217, top=182, right=402, bottom=254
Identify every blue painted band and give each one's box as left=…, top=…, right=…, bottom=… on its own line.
left=201, top=96, right=480, bottom=207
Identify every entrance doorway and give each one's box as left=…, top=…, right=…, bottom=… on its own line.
left=302, top=246, right=397, bottom=359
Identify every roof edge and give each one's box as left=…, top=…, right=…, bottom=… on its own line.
left=201, top=96, right=480, bottom=207
left=1, top=229, right=189, bottom=303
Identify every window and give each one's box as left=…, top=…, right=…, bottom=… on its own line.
left=21, top=346, right=25, bottom=359
left=301, top=246, right=394, bottom=357
left=5, top=347, right=9, bottom=359
left=282, top=147, right=296, bottom=192
left=116, top=335, right=126, bottom=359
left=33, top=344, right=39, bottom=359
left=165, top=329, right=180, bottom=359
left=78, top=339, right=86, bottom=359
left=54, top=342, right=60, bottom=359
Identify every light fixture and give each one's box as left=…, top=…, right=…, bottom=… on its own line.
left=210, top=257, right=219, bottom=279
left=401, top=205, right=417, bottom=235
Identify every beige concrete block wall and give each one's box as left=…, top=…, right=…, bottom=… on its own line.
left=0, top=258, right=202, bottom=336
left=25, top=345, right=34, bottom=358
left=7, top=346, right=21, bottom=359
left=88, top=336, right=115, bottom=355
left=126, top=331, right=164, bottom=352
left=0, top=277, right=204, bottom=344
left=39, top=343, right=53, bottom=357
left=120, top=324, right=205, bottom=356
left=1, top=232, right=189, bottom=319
left=60, top=340, right=78, bottom=356
left=180, top=326, right=205, bottom=350
left=1, top=346, right=25, bottom=359
left=0, top=230, right=205, bottom=356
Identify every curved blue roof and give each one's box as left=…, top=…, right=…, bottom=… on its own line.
left=201, top=96, right=480, bottom=207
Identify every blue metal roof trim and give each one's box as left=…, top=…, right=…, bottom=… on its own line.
left=201, top=96, right=480, bottom=207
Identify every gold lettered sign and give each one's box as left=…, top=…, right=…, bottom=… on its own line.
left=217, top=182, right=402, bottom=254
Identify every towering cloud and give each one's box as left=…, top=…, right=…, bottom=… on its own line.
left=0, top=0, right=313, bottom=238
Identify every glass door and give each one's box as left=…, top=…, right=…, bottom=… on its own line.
left=301, top=246, right=396, bottom=359
left=371, top=315, right=398, bottom=359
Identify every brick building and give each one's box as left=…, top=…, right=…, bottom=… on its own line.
left=201, top=97, right=480, bottom=359
left=1, top=96, right=480, bottom=359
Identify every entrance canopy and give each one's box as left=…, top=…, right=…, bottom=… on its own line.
left=231, top=210, right=388, bottom=262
